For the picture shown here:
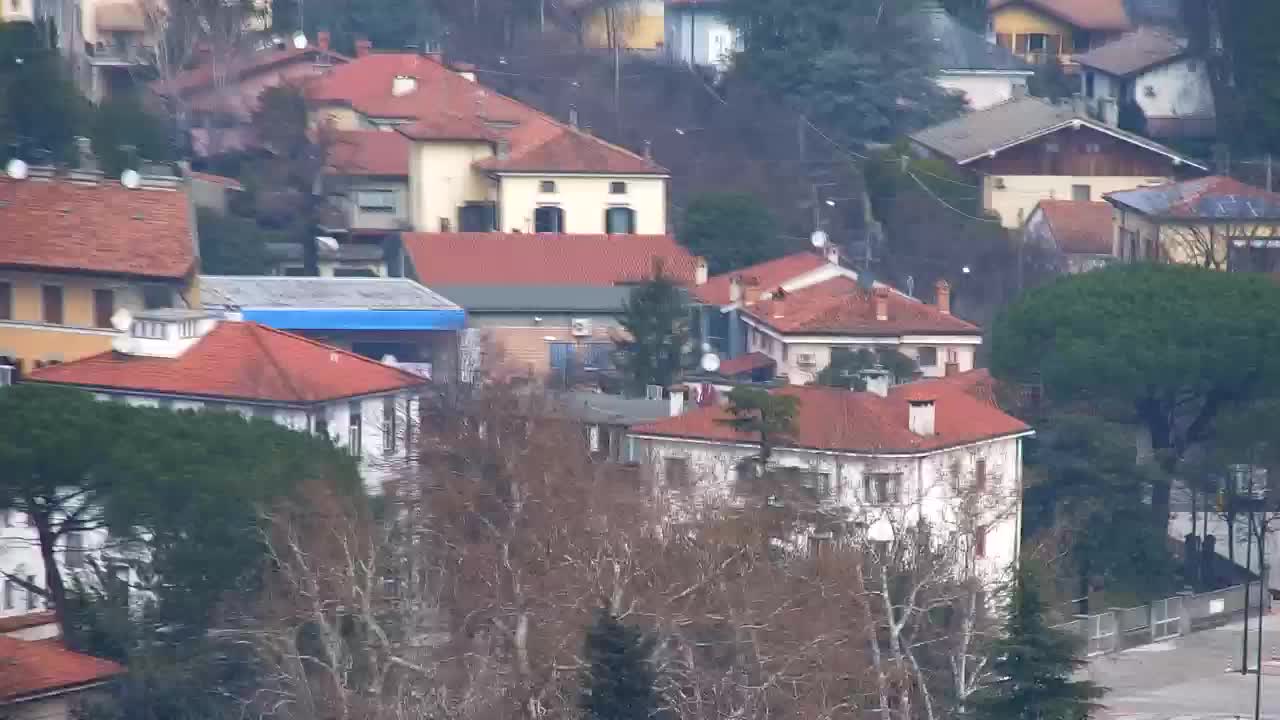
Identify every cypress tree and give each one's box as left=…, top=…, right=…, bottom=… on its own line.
left=580, top=607, right=660, bottom=720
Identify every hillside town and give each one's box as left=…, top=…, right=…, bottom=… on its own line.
left=3, top=1, right=1280, bottom=719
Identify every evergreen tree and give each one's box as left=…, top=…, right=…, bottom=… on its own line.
left=614, top=269, right=690, bottom=396
left=969, top=564, right=1106, bottom=720
left=580, top=607, right=660, bottom=720
left=719, top=386, right=799, bottom=466
left=681, top=192, right=784, bottom=274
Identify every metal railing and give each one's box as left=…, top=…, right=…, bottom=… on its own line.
left=1151, top=596, right=1183, bottom=640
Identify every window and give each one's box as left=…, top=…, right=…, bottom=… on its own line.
left=779, top=466, right=832, bottom=499
left=1073, top=31, right=1093, bottom=52
left=583, top=342, right=614, bottom=370
left=975, top=459, right=987, bottom=491
left=534, top=206, right=565, bottom=233
left=974, top=525, right=987, bottom=558
left=605, top=206, right=636, bottom=234
left=459, top=202, right=497, bottom=232
left=315, top=413, right=329, bottom=439
left=0, top=281, right=10, bottom=320
left=864, top=472, right=902, bottom=504
left=609, top=181, right=627, bottom=194
left=356, top=189, right=397, bottom=213
left=42, top=285, right=63, bottom=324
left=1085, top=143, right=1102, bottom=154
left=348, top=401, right=362, bottom=456
left=1084, top=71, right=1095, bottom=98
left=66, top=532, right=85, bottom=569
left=1071, top=184, right=1091, bottom=201
left=143, top=285, right=172, bottom=309
left=93, top=289, right=114, bottom=328
left=383, top=397, right=398, bottom=455
left=664, top=457, right=691, bottom=487
left=539, top=180, right=557, bottom=193
left=549, top=342, right=573, bottom=371
left=917, top=346, right=938, bottom=367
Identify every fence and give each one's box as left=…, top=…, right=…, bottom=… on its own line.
left=1054, top=582, right=1265, bottom=656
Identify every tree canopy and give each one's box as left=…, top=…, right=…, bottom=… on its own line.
left=815, top=347, right=917, bottom=389
left=719, top=386, right=799, bottom=466
left=991, top=264, right=1280, bottom=523
left=614, top=270, right=691, bottom=396
left=681, top=192, right=785, bottom=274
left=580, top=607, right=660, bottom=720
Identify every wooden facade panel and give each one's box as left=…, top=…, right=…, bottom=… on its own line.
left=971, top=126, right=1177, bottom=177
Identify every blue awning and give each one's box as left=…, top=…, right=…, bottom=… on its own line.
left=240, top=308, right=466, bottom=331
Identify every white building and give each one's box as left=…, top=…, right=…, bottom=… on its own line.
left=919, top=5, right=1034, bottom=110
left=630, top=371, right=1033, bottom=575
left=1076, top=28, right=1215, bottom=140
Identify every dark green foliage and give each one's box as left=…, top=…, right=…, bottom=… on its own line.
left=726, top=0, right=964, bottom=145
left=815, top=347, right=918, bottom=389
left=1027, top=59, right=1073, bottom=102
left=941, top=0, right=986, bottom=30
left=991, top=264, right=1280, bottom=524
left=272, top=0, right=442, bottom=54
left=90, top=92, right=176, bottom=176
left=0, top=23, right=89, bottom=162
left=681, top=192, right=785, bottom=274
left=969, top=563, right=1106, bottom=720
left=1116, top=99, right=1146, bottom=136
left=719, top=386, right=799, bottom=465
left=614, top=271, right=691, bottom=395
left=580, top=607, right=660, bottom=720
left=196, top=208, right=279, bottom=275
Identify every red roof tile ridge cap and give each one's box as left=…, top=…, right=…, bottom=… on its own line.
left=247, top=321, right=430, bottom=392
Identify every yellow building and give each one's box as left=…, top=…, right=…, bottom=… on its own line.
left=988, top=0, right=1131, bottom=67
left=1104, top=176, right=1280, bottom=271
left=580, top=0, right=666, bottom=50
left=0, top=167, right=199, bottom=376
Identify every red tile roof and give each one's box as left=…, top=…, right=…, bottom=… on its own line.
left=1036, top=200, right=1114, bottom=255
left=0, top=636, right=123, bottom=702
left=692, top=252, right=831, bottom=305
left=402, top=233, right=700, bottom=286
left=28, top=321, right=428, bottom=404
left=0, top=612, right=56, bottom=635
left=189, top=170, right=244, bottom=190
left=153, top=47, right=348, bottom=97
left=308, top=53, right=663, bottom=175
left=0, top=177, right=195, bottom=280
left=327, top=130, right=412, bottom=176
left=742, top=276, right=981, bottom=336
left=988, top=0, right=1130, bottom=31
left=632, top=372, right=1032, bottom=453
left=716, top=352, right=775, bottom=376
left=397, top=114, right=497, bottom=142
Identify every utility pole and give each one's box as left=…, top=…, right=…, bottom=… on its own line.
left=1244, top=505, right=1253, bottom=674
left=1255, top=518, right=1265, bottom=720
left=1267, top=153, right=1273, bottom=193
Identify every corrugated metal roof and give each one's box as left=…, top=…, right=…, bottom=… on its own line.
left=435, top=284, right=637, bottom=312
left=553, top=391, right=670, bottom=426
left=201, top=276, right=460, bottom=310
left=919, top=7, right=1032, bottom=74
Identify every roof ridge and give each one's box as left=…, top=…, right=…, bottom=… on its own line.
left=242, top=322, right=313, bottom=402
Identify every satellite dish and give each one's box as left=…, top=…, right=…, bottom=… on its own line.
left=381, top=354, right=398, bottom=365
left=810, top=229, right=828, bottom=248
left=120, top=168, right=141, bottom=189
left=962, top=265, right=972, bottom=275
left=701, top=342, right=712, bottom=353
left=316, top=236, right=340, bottom=253
left=110, top=307, right=133, bottom=332
left=292, top=31, right=308, bottom=49
left=5, top=158, right=28, bottom=180
left=700, top=352, right=721, bottom=373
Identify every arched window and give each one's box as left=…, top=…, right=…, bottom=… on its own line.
left=605, top=206, right=636, bottom=234
left=534, top=206, right=565, bottom=233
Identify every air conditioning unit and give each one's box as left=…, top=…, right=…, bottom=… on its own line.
left=645, top=384, right=664, bottom=400
left=993, top=177, right=1007, bottom=190
left=797, top=353, right=817, bottom=368
left=0, top=365, right=12, bottom=387
left=570, top=318, right=592, bottom=337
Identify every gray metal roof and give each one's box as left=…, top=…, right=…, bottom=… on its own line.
left=265, top=242, right=386, bottom=262
left=435, top=285, right=637, bottom=313
left=553, top=391, right=671, bottom=426
left=1074, top=28, right=1186, bottom=77
left=200, top=275, right=461, bottom=310
left=909, top=95, right=1207, bottom=169
left=1104, top=176, right=1280, bottom=220
left=918, top=8, right=1032, bottom=74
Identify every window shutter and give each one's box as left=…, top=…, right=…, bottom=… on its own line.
left=1014, top=34, right=1029, bottom=53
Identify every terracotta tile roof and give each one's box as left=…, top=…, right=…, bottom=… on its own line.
left=327, top=130, right=411, bottom=176
left=1074, top=27, right=1186, bottom=76
left=632, top=372, right=1032, bottom=453
left=190, top=170, right=244, bottom=190
left=0, top=177, right=195, bottom=280
left=153, top=47, right=347, bottom=97
left=693, top=252, right=831, bottom=305
left=0, top=636, right=123, bottom=702
left=0, top=612, right=56, bottom=635
left=28, top=321, right=429, bottom=404
left=307, top=53, right=664, bottom=175
left=742, top=276, right=981, bottom=336
left=397, top=114, right=497, bottom=142
left=1105, top=176, right=1280, bottom=220
left=988, top=0, right=1130, bottom=31
left=1036, top=200, right=1114, bottom=255
left=402, top=232, right=699, bottom=286
left=717, top=352, right=775, bottom=376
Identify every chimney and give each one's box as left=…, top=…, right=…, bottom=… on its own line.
left=935, top=279, right=951, bottom=315
left=643, top=139, right=652, bottom=160
left=112, top=309, right=218, bottom=358
left=729, top=275, right=743, bottom=303
left=453, top=61, right=477, bottom=82
left=316, top=30, right=330, bottom=51
left=772, top=291, right=786, bottom=319
left=68, top=137, right=102, bottom=184
left=873, top=287, right=889, bottom=322
left=695, top=258, right=708, bottom=286
left=945, top=362, right=960, bottom=377
left=908, top=397, right=936, bottom=436
left=744, top=284, right=760, bottom=306
left=859, top=365, right=890, bottom=397
left=568, top=105, right=579, bottom=128
left=425, top=50, right=443, bottom=64
left=825, top=244, right=840, bottom=265
left=668, top=385, right=687, bottom=417
left=355, top=37, right=372, bottom=57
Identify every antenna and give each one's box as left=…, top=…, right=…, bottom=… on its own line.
left=110, top=307, right=133, bottom=332
left=120, top=168, right=141, bottom=189
left=5, top=158, right=28, bottom=180
left=700, top=352, right=721, bottom=373
left=810, top=230, right=828, bottom=248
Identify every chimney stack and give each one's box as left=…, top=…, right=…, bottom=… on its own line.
left=935, top=279, right=951, bottom=315
left=859, top=365, right=890, bottom=397
left=694, top=258, right=708, bottom=286
left=355, top=37, right=372, bottom=56
left=317, top=30, right=330, bottom=51
left=744, top=284, right=760, bottom=306
left=873, top=287, right=889, bottom=322
left=908, top=397, right=936, bottom=436
left=772, top=290, right=786, bottom=319
left=668, top=385, right=687, bottom=417
left=825, top=244, right=840, bottom=265
left=569, top=105, right=579, bottom=128
left=729, top=275, right=743, bottom=303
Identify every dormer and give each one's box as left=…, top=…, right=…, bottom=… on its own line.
left=112, top=309, right=218, bottom=358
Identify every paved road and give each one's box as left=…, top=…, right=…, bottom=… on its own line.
left=1085, top=613, right=1280, bottom=720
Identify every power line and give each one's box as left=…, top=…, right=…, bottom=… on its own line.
left=905, top=170, right=1001, bottom=224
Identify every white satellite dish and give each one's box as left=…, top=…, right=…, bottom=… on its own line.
left=810, top=229, right=828, bottom=248
left=110, top=307, right=134, bottom=332
left=381, top=354, right=398, bottom=365
left=292, top=31, right=308, bottom=49
left=700, top=352, right=721, bottom=373
left=316, top=235, right=340, bottom=253
left=120, top=168, right=141, bottom=189
left=5, top=158, right=28, bottom=180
